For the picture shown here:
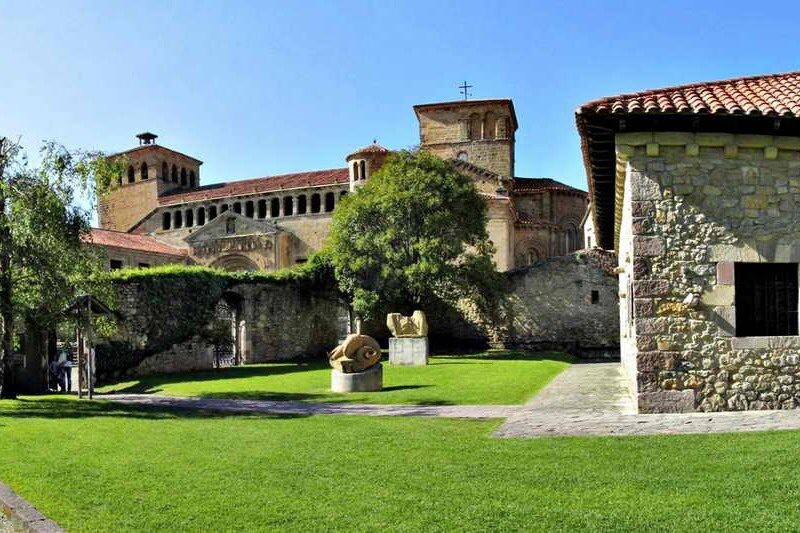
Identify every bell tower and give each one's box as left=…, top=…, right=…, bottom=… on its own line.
left=413, top=99, right=518, bottom=178
left=345, top=142, right=390, bottom=191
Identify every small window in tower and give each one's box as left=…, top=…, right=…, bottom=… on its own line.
left=353, top=162, right=359, bottom=180
left=270, top=198, right=280, bottom=217
left=257, top=199, right=267, bottom=218
left=209, top=205, right=218, bottom=220
left=127, top=165, right=135, bottom=183
left=161, top=161, right=168, bottom=180
left=189, top=170, right=196, bottom=188
left=226, top=218, right=236, bottom=235
left=141, top=162, right=148, bottom=180
left=324, top=192, right=335, bottom=212
left=171, top=165, right=178, bottom=183
left=283, top=196, right=294, bottom=216
left=233, top=202, right=242, bottom=214
left=359, top=160, right=366, bottom=180
left=310, top=193, right=321, bottom=214
left=591, top=290, right=599, bottom=304
left=297, top=195, right=307, bottom=215
left=245, top=201, right=254, bottom=218
left=180, top=168, right=187, bottom=186
left=162, top=212, right=171, bottom=230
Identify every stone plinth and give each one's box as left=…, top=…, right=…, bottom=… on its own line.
left=331, top=363, right=383, bottom=392
left=389, top=336, right=429, bottom=366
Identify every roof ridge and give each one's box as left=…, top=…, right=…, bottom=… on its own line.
left=578, top=70, right=800, bottom=113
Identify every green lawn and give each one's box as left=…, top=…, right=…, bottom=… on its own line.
left=3, top=397, right=800, bottom=531
left=97, top=351, right=572, bottom=405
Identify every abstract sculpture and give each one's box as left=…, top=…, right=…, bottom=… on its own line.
left=386, top=310, right=428, bottom=338
left=329, top=334, right=382, bottom=373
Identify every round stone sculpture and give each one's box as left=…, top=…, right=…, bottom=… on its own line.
left=329, top=334, right=381, bottom=373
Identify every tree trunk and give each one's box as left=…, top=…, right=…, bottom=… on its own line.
left=0, top=138, right=15, bottom=399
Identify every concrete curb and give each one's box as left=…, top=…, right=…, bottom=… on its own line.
left=0, top=483, right=62, bottom=533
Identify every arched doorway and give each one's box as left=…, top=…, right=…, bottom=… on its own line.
left=210, top=254, right=259, bottom=272
left=212, top=293, right=245, bottom=368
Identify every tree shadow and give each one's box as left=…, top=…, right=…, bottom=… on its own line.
left=0, top=397, right=308, bottom=421
left=432, top=350, right=576, bottom=363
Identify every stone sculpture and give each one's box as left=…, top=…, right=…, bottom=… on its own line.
left=329, top=334, right=381, bottom=373
left=386, top=310, right=428, bottom=338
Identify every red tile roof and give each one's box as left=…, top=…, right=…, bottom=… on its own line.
left=346, top=143, right=390, bottom=160
left=85, top=229, right=187, bottom=257
left=578, top=70, right=800, bottom=117
left=159, top=168, right=349, bottom=206
left=513, top=177, right=585, bottom=194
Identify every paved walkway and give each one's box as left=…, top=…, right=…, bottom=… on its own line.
left=106, top=394, right=521, bottom=419
left=105, top=363, right=800, bottom=438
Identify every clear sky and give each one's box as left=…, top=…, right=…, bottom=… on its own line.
left=2, top=0, right=800, bottom=201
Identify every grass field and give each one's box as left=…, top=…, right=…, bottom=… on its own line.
left=97, top=351, right=572, bottom=405
left=3, top=397, right=800, bottom=531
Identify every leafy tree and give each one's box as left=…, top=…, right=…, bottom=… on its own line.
left=327, top=150, right=504, bottom=321
left=0, top=138, right=120, bottom=398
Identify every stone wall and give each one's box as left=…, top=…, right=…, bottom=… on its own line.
left=617, top=131, right=800, bottom=413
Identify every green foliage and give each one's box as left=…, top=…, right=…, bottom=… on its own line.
left=327, top=150, right=504, bottom=319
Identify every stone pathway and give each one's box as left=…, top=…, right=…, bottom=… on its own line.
left=105, top=363, right=800, bottom=438
left=105, top=394, right=521, bottom=419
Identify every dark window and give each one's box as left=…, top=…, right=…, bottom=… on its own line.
left=141, top=162, right=148, bottom=180
left=221, top=204, right=229, bottom=213
left=353, top=162, right=359, bottom=180
left=138, top=263, right=150, bottom=268
left=245, top=201, right=254, bottom=218
left=171, top=165, right=178, bottom=183
left=189, top=170, right=196, bottom=187
left=340, top=190, right=348, bottom=199
left=162, top=161, right=168, bottom=180
left=735, top=263, right=798, bottom=337
left=174, top=210, right=183, bottom=228
left=197, top=207, right=206, bottom=226
left=180, top=168, right=187, bottom=186
left=162, top=212, right=171, bottom=230
left=310, top=193, right=321, bottom=213
left=283, top=196, right=294, bottom=216
left=226, top=218, right=236, bottom=235
left=257, top=199, right=267, bottom=218
left=591, top=290, right=599, bottom=304
left=209, top=205, right=218, bottom=220
left=233, top=202, right=242, bottom=214
left=185, top=209, right=194, bottom=227
left=324, top=192, right=335, bottom=212
left=359, top=160, right=366, bottom=180
left=110, top=259, right=123, bottom=270
left=270, top=198, right=280, bottom=217
left=297, top=195, right=307, bottom=215
left=127, top=166, right=135, bottom=183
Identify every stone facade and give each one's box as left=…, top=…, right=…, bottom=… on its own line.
left=616, top=131, right=800, bottom=412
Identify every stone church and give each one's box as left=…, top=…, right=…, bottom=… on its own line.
left=90, top=99, right=586, bottom=271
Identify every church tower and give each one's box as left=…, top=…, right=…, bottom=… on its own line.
left=413, top=99, right=517, bottom=178
left=345, top=142, right=390, bottom=191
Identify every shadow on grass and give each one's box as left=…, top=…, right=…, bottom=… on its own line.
left=195, top=385, right=437, bottom=403
left=432, top=350, right=576, bottom=363
left=0, top=397, right=308, bottom=421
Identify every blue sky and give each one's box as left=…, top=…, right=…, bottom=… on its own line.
left=2, top=0, right=799, bottom=199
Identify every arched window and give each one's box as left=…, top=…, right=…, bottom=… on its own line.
left=174, top=210, right=183, bottom=228
left=220, top=204, right=229, bottom=213
left=127, top=165, right=135, bottom=183
left=270, top=198, right=280, bottom=217
left=257, top=199, right=267, bottom=218
left=283, top=197, right=294, bottom=216
left=483, top=111, right=496, bottom=140
left=161, top=161, right=168, bottom=180
left=162, top=212, right=171, bottom=230
left=245, top=201, right=254, bottom=218
left=209, top=205, right=218, bottom=220
left=141, top=162, right=148, bottom=180
left=180, top=168, right=187, bottom=186
left=353, top=162, right=359, bottom=180
left=468, top=113, right=481, bottom=140
left=310, top=193, right=321, bottom=213
left=233, top=202, right=242, bottom=214
left=185, top=209, right=194, bottom=228
left=189, top=170, right=196, bottom=188
left=359, top=160, right=366, bottom=180
left=171, top=165, right=178, bottom=183
left=297, top=195, right=307, bottom=214
left=526, top=248, right=540, bottom=265
left=324, top=191, right=335, bottom=212
left=197, top=207, right=206, bottom=226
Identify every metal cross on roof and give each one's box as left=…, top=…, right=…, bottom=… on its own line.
left=459, top=81, right=472, bottom=100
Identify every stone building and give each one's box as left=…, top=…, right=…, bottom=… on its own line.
left=578, top=70, right=800, bottom=413
left=89, top=100, right=585, bottom=272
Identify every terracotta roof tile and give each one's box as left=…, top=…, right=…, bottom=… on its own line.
left=578, top=71, right=800, bottom=117
left=159, top=168, right=349, bottom=206
left=84, top=229, right=187, bottom=257
left=346, top=143, right=390, bottom=160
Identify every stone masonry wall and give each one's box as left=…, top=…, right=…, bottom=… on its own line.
left=618, top=131, right=800, bottom=413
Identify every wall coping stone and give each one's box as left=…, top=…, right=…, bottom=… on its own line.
left=730, top=336, right=800, bottom=350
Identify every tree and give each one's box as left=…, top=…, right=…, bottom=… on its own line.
left=0, top=138, right=119, bottom=399
left=327, top=150, right=504, bottom=321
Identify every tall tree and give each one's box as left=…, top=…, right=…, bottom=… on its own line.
left=327, top=150, right=503, bottom=321
left=0, top=138, right=119, bottom=399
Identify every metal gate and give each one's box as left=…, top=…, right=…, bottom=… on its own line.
left=213, top=298, right=238, bottom=368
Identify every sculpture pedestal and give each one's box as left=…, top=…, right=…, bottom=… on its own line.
left=389, top=337, right=429, bottom=366
left=331, top=363, right=383, bottom=392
